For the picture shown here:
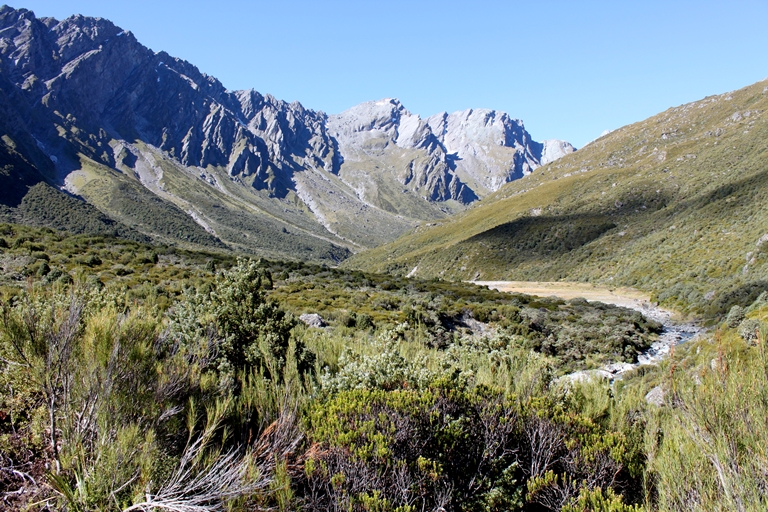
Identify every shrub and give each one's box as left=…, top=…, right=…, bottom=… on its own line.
left=111, top=264, right=133, bottom=276
left=355, top=313, right=374, bottom=330
left=168, top=258, right=315, bottom=388
left=133, top=251, right=159, bottom=265
left=561, top=487, right=643, bottom=512
left=746, top=291, right=768, bottom=313
left=726, top=305, right=745, bottom=328
left=320, top=328, right=435, bottom=393
left=84, top=253, right=102, bottom=267
left=0, top=281, right=300, bottom=510
left=738, top=318, right=762, bottom=344
left=35, top=261, right=50, bottom=277
left=213, top=259, right=300, bottom=380
left=302, top=385, right=636, bottom=512
left=30, top=251, right=49, bottom=261
left=648, top=323, right=768, bottom=511
left=302, top=385, right=524, bottom=511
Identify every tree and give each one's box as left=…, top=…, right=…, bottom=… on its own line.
left=169, top=258, right=314, bottom=389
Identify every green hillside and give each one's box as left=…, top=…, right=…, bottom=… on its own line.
left=0, top=141, right=353, bottom=264
left=345, top=79, right=768, bottom=318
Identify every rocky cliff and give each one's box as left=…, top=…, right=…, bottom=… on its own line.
left=0, top=6, right=574, bottom=261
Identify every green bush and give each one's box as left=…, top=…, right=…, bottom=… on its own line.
left=168, top=258, right=315, bottom=388
left=84, top=253, right=102, bottom=267
left=303, top=384, right=637, bottom=512
left=738, top=317, right=762, bottom=344
left=0, top=275, right=301, bottom=510
left=320, top=328, right=435, bottom=393
left=35, top=261, right=50, bottom=277
left=355, top=313, right=374, bottom=330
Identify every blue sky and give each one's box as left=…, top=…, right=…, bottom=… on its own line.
left=13, top=1, right=768, bottom=148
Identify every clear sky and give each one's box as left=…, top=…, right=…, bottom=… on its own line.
left=11, top=0, right=768, bottom=148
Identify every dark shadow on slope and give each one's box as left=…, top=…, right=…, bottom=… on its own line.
left=664, top=163, right=768, bottom=220
left=105, top=181, right=227, bottom=248
left=0, top=145, right=44, bottom=207
left=529, top=140, right=544, bottom=164
left=445, top=152, right=462, bottom=169
left=705, top=281, right=768, bottom=319
left=464, top=213, right=617, bottom=264
left=201, top=200, right=351, bottom=264
left=12, top=182, right=151, bottom=243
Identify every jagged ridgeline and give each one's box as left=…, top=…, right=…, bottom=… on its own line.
left=346, top=78, right=768, bottom=317
left=0, top=6, right=572, bottom=263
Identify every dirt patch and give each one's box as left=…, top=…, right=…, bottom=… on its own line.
left=473, top=281, right=651, bottom=311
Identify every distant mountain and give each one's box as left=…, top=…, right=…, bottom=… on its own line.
left=345, top=78, right=768, bottom=317
left=0, top=5, right=572, bottom=262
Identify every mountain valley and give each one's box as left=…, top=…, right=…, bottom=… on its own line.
left=1, top=4, right=768, bottom=512
left=347, top=78, right=768, bottom=317
left=0, top=6, right=572, bottom=263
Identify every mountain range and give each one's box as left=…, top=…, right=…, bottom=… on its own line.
left=0, top=5, right=573, bottom=263
left=4, top=4, right=764, bottom=318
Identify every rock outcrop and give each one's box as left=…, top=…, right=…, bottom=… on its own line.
left=327, top=99, right=475, bottom=204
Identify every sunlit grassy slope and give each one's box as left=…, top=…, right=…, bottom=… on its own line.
left=70, top=150, right=351, bottom=263
left=345, top=79, right=768, bottom=317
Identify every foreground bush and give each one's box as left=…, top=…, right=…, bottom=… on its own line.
left=301, top=381, right=641, bottom=512
left=0, top=259, right=308, bottom=510
left=646, top=302, right=768, bottom=511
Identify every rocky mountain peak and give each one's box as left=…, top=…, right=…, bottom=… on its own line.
left=422, top=108, right=572, bottom=191
left=327, top=98, right=440, bottom=153
left=330, top=98, right=407, bottom=134
left=428, top=108, right=530, bottom=151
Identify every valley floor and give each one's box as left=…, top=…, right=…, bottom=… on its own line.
left=474, top=280, right=705, bottom=379
left=473, top=281, right=653, bottom=311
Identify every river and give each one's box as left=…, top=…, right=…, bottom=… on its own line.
left=473, top=281, right=704, bottom=380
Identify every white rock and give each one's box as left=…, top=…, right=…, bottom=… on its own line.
left=540, top=139, right=576, bottom=165
left=645, top=386, right=665, bottom=406
left=299, top=313, right=326, bottom=328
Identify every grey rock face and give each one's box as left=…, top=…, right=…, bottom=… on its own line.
left=427, top=109, right=536, bottom=191
left=327, top=99, right=474, bottom=203
left=540, top=139, right=576, bottom=165
left=426, top=109, right=575, bottom=193
left=0, top=6, right=574, bottom=252
left=299, top=313, right=326, bottom=328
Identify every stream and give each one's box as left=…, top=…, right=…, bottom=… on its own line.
left=474, top=281, right=705, bottom=381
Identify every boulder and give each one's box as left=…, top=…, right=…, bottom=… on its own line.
left=299, top=313, right=326, bottom=328
left=645, top=385, right=665, bottom=407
